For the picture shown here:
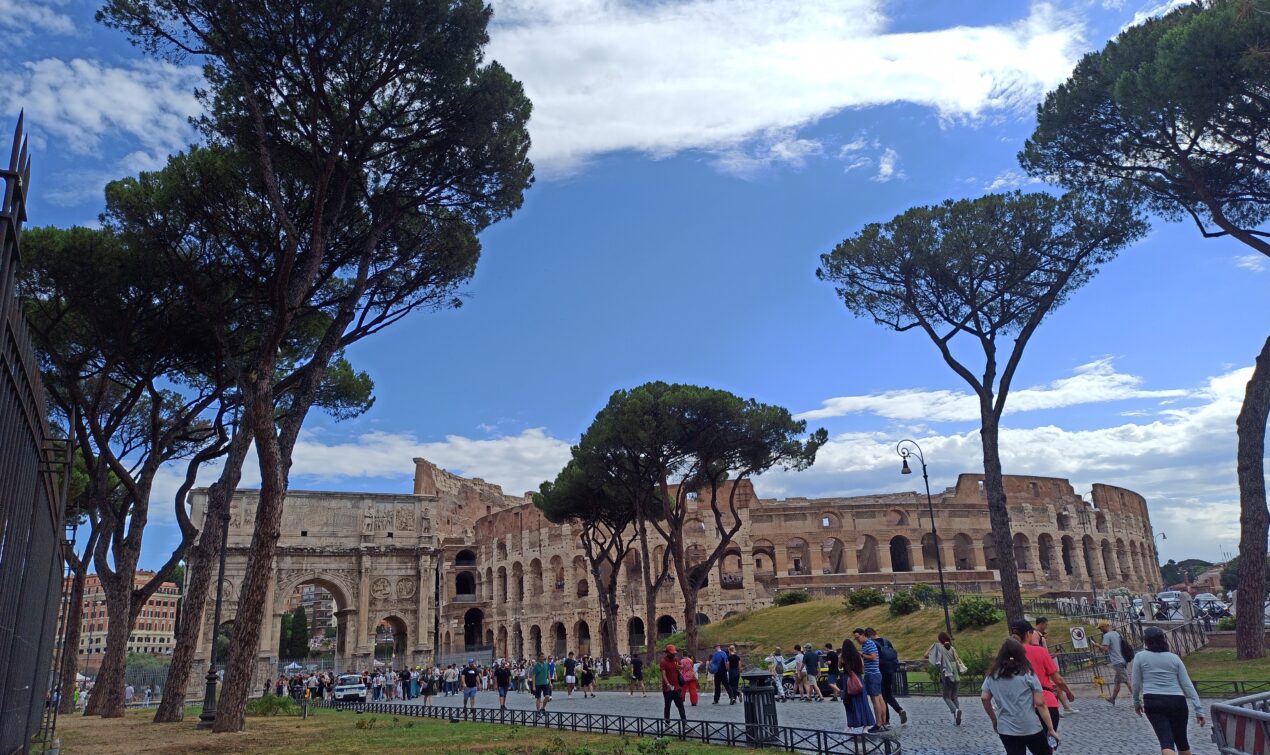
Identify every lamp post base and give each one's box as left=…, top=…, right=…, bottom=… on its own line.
left=196, top=671, right=219, bottom=729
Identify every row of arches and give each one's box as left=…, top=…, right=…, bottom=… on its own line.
left=476, top=614, right=728, bottom=659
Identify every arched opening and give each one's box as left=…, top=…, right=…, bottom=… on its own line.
left=485, top=628, right=494, bottom=646
left=455, top=549, right=477, bottom=567
left=551, top=622, right=567, bottom=656
left=496, top=541, right=508, bottom=560
left=982, top=535, right=1000, bottom=571
left=1095, top=512, right=1108, bottom=533
left=529, top=625, right=542, bottom=656
left=1061, top=535, right=1076, bottom=576
left=455, top=571, right=476, bottom=596
left=512, top=625, right=524, bottom=659
left=443, top=631, right=452, bottom=655
left=1129, top=541, right=1142, bottom=582
left=1115, top=539, right=1130, bottom=581
left=497, top=566, right=508, bottom=602
left=656, top=615, right=677, bottom=639
left=889, top=535, right=912, bottom=572
left=1038, top=534, right=1055, bottom=573
left=786, top=538, right=810, bottom=575
left=953, top=533, right=974, bottom=570
left=719, top=550, right=744, bottom=588
left=576, top=579, right=590, bottom=597
left=574, top=620, right=592, bottom=655
left=278, top=577, right=349, bottom=672
left=463, top=608, right=484, bottom=651
left=376, top=615, right=409, bottom=666
left=628, top=617, right=646, bottom=650
left=1056, top=511, right=1071, bottom=531
left=694, top=613, right=710, bottom=626
left=752, top=539, right=775, bottom=576
left=857, top=535, right=879, bottom=573
left=551, top=555, right=565, bottom=591
left=1012, top=533, right=1031, bottom=571
left=1101, top=539, right=1115, bottom=581
left=572, top=555, right=589, bottom=587
left=822, top=537, right=845, bottom=573
left=886, top=508, right=910, bottom=526
left=484, top=568, right=493, bottom=600
left=512, top=562, right=524, bottom=603
left=529, top=558, right=544, bottom=596
left=921, top=533, right=941, bottom=571
left=497, top=625, right=509, bottom=659
left=1082, top=535, right=1098, bottom=580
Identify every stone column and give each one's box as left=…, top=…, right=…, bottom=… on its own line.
left=878, top=542, right=893, bottom=573
left=357, top=555, right=372, bottom=652
left=843, top=541, right=859, bottom=574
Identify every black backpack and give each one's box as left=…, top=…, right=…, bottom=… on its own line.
left=877, top=638, right=899, bottom=668
left=1119, top=636, right=1136, bottom=662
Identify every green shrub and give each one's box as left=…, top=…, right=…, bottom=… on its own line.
left=247, top=694, right=299, bottom=717
left=959, top=643, right=995, bottom=677
left=1217, top=616, right=1237, bottom=631
left=911, top=583, right=936, bottom=602
left=889, top=590, right=920, bottom=616
left=774, top=590, right=812, bottom=607
left=846, top=588, right=887, bottom=610
left=953, top=597, right=1003, bottom=630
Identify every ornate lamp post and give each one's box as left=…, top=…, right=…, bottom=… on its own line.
left=197, top=500, right=233, bottom=729
left=897, top=440, right=954, bottom=640
left=1152, top=531, right=1167, bottom=592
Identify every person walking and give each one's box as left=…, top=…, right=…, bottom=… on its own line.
left=726, top=644, right=743, bottom=704
left=629, top=655, right=647, bottom=696
left=580, top=662, right=597, bottom=698
left=823, top=642, right=841, bottom=702
left=422, top=667, right=438, bottom=705
left=564, top=652, right=578, bottom=697
left=1098, top=621, right=1133, bottom=705
left=494, top=662, right=512, bottom=709
left=1012, top=621, right=1076, bottom=734
left=765, top=647, right=786, bottom=701
left=680, top=652, right=699, bottom=706
left=709, top=644, right=731, bottom=704
left=980, top=638, right=1060, bottom=755
left=1133, top=626, right=1206, bottom=755
left=874, top=630, right=907, bottom=725
left=854, top=628, right=885, bottom=732
left=530, top=652, right=553, bottom=714
left=1034, top=617, right=1076, bottom=715
left=927, top=631, right=964, bottom=725
left=839, top=638, right=876, bottom=734
left=461, top=660, right=480, bottom=711
left=659, top=645, right=687, bottom=721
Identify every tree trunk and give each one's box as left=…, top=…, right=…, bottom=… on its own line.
left=155, top=429, right=251, bottom=723
left=600, top=578, right=621, bottom=676
left=85, top=572, right=136, bottom=718
left=980, top=410, right=1025, bottom=625
left=1235, top=333, right=1270, bottom=660
left=57, top=565, right=87, bottom=714
left=679, top=578, right=699, bottom=660
left=213, top=398, right=287, bottom=733
left=637, top=517, right=659, bottom=667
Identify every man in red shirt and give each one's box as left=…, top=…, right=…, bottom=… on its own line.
left=1011, top=621, right=1075, bottom=733
left=659, top=645, right=687, bottom=721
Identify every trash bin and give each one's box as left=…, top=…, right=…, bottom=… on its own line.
left=740, top=670, right=779, bottom=746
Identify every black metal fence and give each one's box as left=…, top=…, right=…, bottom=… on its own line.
left=0, top=115, right=67, bottom=755
left=317, top=700, right=903, bottom=754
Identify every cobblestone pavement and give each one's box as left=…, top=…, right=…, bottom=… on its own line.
left=400, top=687, right=1219, bottom=754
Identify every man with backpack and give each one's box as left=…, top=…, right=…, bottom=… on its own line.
left=709, top=644, right=732, bottom=704
left=872, top=630, right=907, bottom=725
left=1098, top=621, right=1134, bottom=705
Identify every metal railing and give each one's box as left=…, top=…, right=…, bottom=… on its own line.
left=1211, top=691, right=1270, bottom=755
left=0, top=114, right=68, bottom=755
left=317, top=700, right=902, bottom=754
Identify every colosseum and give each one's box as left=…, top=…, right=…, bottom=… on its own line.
left=189, top=456, right=1163, bottom=682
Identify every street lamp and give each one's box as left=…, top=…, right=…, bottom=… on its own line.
left=1152, top=532, right=1167, bottom=592
left=197, top=499, right=233, bottom=729
left=897, top=440, right=954, bottom=640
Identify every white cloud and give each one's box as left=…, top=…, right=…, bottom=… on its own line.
left=797, top=357, right=1188, bottom=422
left=1235, top=254, right=1268, bottom=273
left=712, top=130, right=824, bottom=177
left=1124, top=0, right=1195, bottom=30
left=488, top=1, right=1086, bottom=173
left=986, top=168, right=1042, bottom=191
left=5, top=58, right=202, bottom=157
left=0, top=0, right=74, bottom=36
left=872, top=147, right=903, bottom=182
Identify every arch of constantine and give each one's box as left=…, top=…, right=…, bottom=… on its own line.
left=188, top=457, right=1163, bottom=689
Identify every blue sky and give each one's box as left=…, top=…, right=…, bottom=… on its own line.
left=5, top=0, right=1266, bottom=570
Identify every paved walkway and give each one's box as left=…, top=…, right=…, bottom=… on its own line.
left=393, top=687, right=1219, bottom=754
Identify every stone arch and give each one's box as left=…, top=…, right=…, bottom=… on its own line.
left=1082, top=534, right=1098, bottom=580
left=889, top=535, right=912, bottom=572
left=443, top=630, right=452, bottom=655
left=512, top=625, right=524, bottom=659
left=455, top=548, right=477, bottom=566
left=787, top=538, right=810, bottom=575
left=485, top=628, right=494, bottom=646
left=463, top=608, right=484, bottom=650
left=497, top=566, right=508, bottom=602
left=822, top=537, right=846, bottom=573
left=719, top=549, right=744, bottom=588
left=572, top=555, right=588, bottom=586
left=377, top=615, right=410, bottom=667
left=529, top=625, right=542, bottom=656
left=512, top=561, right=524, bottom=602
left=886, top=508, right=910, bottom=526
left=1115, top=538, right=1130, bottom=581
left=1061, top=535, right=1077, bottom=576
left=819, top=512, right=842, bottom=529
left=529, top=558, right=544, bottom=597
left=496, top=540, right=508, bottom=560
left=1130, top=541, right=1143, bottom=582
left=685, top=517, right=706, bottom=534
left=1095, top=512, right=1108, bottom=533
left=550, top=621, right=567, bottom=656
left=921, top=533, right=941, bottom=571
left=1037, top=533, right=1055, bottom=573
left=752, top=539, right=776, bottom=575
left=1101, top=539, right=1115, bottom=580
left=497, top=625, right=509, bottom=659
left=1056, top=510, right=1071, bottom=531
left=623, top=551, right=640, bottom=580
left=484, top=567, right=493, bottom=600
left=1012, top=533, right=1031, bottom=571
left=455, top=571, right=476, bottom=596
left=576, top=578, right=590, bottom=598
left=656, top=615, right=677, bottom=639
left=857, top=535, right=879, bottom=573
left=982, top=535, right=1000, bottom=571
left=628, top=617, right=646, bottom=649
left=550, top=555, right=565, bottom=591
left=272, top=573, right=355, bottom=671
left=574, top=620, right=592, bottom=655
left=953, top=533, right=974, bottom=570
left=694, top=613, right=710, bottom=626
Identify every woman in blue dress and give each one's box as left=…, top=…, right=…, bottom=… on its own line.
left=840, top=638, right=876, bottom=734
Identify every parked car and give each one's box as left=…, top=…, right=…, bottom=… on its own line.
left=1193, top=593, right=1230, bottom=616
left=333, top=673, right=366, bottom=703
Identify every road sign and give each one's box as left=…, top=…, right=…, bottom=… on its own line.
left=1070, top=626, right=1088, bottom=649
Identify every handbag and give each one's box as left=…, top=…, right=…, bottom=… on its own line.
left=845, top=671, right=863, bottom=696
left=954, top=648, right=968, bottom=674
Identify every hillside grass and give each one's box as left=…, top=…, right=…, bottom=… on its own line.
left=1181, top=648, right=1270, bottom=682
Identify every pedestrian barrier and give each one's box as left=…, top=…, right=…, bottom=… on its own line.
left=1211, top=690, right=1270, bottom=755
left=317, top=700, right=903, bottom=754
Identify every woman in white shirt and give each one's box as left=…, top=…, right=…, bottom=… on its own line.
left=1132, top=626, right=1205, bottom=755
left=980, top=638, right=1060, bottom=755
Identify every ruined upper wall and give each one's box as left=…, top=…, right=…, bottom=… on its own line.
left=413, top=457, right=529, bottom=538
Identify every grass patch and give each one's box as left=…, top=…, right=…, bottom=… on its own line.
left=56, top=707, right=734, bottom=754
left=1183, top=648, right=1270, bottom=682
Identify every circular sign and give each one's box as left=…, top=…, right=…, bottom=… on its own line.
left=1069, top=626, right=1088, bottom=648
